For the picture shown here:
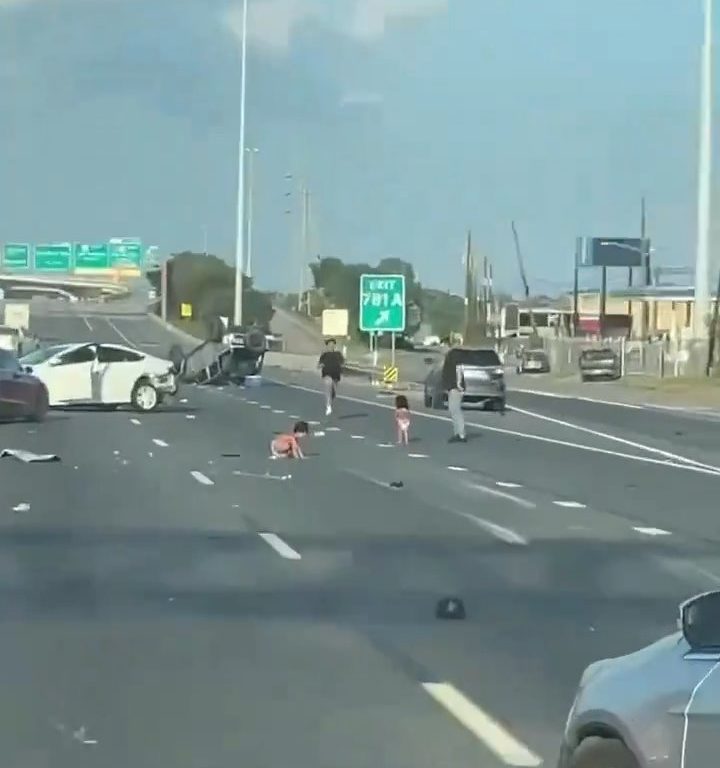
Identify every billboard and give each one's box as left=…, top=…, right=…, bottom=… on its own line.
left=584, top=238, right=647, bottom=268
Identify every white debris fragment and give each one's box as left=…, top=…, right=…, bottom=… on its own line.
left=12, top=502, right=30, bottom=513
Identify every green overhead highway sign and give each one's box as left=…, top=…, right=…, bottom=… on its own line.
left=35, top=243, right=72, bottom=271
left=109, top=240, right=143, bottom=267
left=359, top=273, right=406, bottom=332
left=3, top=243, right=30, bottom=269
left=74, top=243, right=109, bottom=270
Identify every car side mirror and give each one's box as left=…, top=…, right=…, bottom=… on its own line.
left=681, top=591, right=720, bottom=650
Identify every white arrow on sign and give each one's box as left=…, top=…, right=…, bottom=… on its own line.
left=374, top=309, right=390, bottom=326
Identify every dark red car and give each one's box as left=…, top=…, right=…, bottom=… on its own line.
left=0, top=349, right=49, bottom=422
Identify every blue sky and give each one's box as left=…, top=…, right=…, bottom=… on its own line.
left=0, top=0, right=712, bottom=295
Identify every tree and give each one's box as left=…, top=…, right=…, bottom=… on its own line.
left=147, top=251, right=274, bottom=330
left=309, top=257, right=422, bottom=338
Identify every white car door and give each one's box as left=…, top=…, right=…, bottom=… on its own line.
left=94, top=344, right=145, bottom=404
left=41, top=344, right=96, bottom=404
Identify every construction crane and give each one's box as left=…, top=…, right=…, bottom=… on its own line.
left=511, top=221, right=537, bottom=336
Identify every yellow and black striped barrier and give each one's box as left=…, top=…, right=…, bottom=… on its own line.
left=382, top=365, right=399, bottom=385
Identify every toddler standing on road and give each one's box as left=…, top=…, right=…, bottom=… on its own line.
left=395, top=395, right=411, bottom=446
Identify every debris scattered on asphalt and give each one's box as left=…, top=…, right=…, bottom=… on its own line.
left=389, top=481, right=404, bottom=489
left=0, top=449, right=60, bottom=463
left=233, top=470, right=291, bottom=481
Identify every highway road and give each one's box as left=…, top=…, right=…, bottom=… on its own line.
left=1, top=304, right=719, bottom=766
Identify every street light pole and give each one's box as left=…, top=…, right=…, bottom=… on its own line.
left=245, top=147, right=258, bottom=279
left=233, top=0, right=249, bottom=327
left=694, top=0, right=714, bottom=338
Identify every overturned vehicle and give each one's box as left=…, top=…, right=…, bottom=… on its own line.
left=168, top=317, right=268, bottom=386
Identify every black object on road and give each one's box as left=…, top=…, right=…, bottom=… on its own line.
left=435, top=597, right=466, bottom=620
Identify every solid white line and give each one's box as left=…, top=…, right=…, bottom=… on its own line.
left=258, top=532, right=301, bottom=560
left=457, top=512, right=529, bottom=545
left=152, top=439, right=169, bottom=447
left=496, top=481, right=522, bottom=488
left=633, top=526, right=672, bottom=536
left=512, top=388, right=644, bottom=410
left=553, top=501, right=586, bottom=509
left=82, top=316, right=93, bottom=332
left=105, top=318, right=137, bottom=348
left=130, top=418, right=141, bottom=425
left=511, top=404, right=720, bottom=473
left=422, top=682, right=541, bottom=767
left=273, top=379, right=720, bottom=476
left=190, top=471, right=214, bottom=486
left=466, top=481, right=536, bottom=509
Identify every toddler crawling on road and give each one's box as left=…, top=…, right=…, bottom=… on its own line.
left=270, top=421, right=309, bottom=459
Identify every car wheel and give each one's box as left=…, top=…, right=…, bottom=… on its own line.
left=131, top=379, right=159, bottom=412
left=29, top=386, right=49, bottom=422
left=569, top=737, right=639, bottom=768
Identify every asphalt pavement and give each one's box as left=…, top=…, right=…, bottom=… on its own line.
left=2, top=304, right=720, bottom=766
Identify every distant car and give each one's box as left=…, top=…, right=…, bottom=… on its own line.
left=20, top=342, right=178, bottom=412
left=424, top=347, right=506, bottom=411
left=559, top=589, right=720, bottom=767
left=516, top=349, right=550, bottom=374
left=0, top=349, right=48, bottom=422
left=579, top=347, right=621, bottom=382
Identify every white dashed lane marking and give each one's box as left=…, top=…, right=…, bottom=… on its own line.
left=447, top=466, right=468, bottom=472
left=190, top=471, right=214, bottom=486
left=326, top=426, right=341, bottom=432
left=152, top=439, right=169, bottom=448
left=496, top=481, right=522, bottom=489
left=130, top=418, right=141, bottom=425
left=258, top=533, right=302, bottom=560
left=456, top=511, right=529, bottom=546
left=553, top=500, right=586, bottom=509
left=186, top=415, right=196, bottom=420
left=351, top=435, right=365, bottom=440
left=377, top=443, right=393, bottom=448
left=247, top=400, right=258, bottom=405
left=422, top=682, right=542, bottom=767
left=408, top=453, right=429, bottom=458
left=260, top=405, right=272, bottom=410
left=466, top=482, right=536, bottom=510
left=272, top=409, right=285, bottom=414
left=633, top=526, right=672, bottom=536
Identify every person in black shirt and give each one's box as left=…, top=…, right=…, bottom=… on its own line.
left=318, top=338, right=344, bottom=416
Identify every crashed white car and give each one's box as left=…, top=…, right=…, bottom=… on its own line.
left=20, top=342, right=178, bottom=412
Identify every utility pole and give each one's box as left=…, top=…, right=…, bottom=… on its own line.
left=301, top=187, right=311, bottom=315
left=245, top=147, right=259, bottom=279
left=463, top=230, right=472, bottom=336
left=233, top=0, right=249, bottom=327
left=694, top=0, right=714, bottom=339
left=480, top=255, right=489, bottom=336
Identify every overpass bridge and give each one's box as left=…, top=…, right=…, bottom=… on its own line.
left=0, top=272, right=132, bottom=300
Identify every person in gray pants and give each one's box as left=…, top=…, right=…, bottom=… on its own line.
left=442, top=348, right=467, bottom=443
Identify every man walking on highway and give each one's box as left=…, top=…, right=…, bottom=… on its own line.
left=442, top=346, right=467, bottom=443
left=318, top=338, right=344, bottom=416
